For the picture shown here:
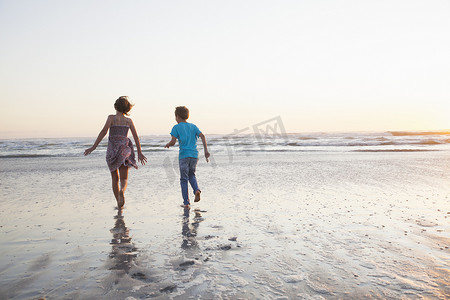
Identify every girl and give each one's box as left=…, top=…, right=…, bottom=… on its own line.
left=84, top=96, right=147, bottom=208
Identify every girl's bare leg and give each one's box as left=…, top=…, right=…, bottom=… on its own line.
left=118, top=165, right=129, bottom=207
left=110, top=170, right=120, bottom=206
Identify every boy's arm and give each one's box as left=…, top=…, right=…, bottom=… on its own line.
left=165, top=136, right=177, bottom=148
left=199, top=132, right=210, bottom=162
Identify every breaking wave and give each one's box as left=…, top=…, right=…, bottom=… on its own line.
left=1, top=131, right=449, bottom=158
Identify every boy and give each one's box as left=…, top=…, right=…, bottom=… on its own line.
left=165, top=106, right=210, bottom=208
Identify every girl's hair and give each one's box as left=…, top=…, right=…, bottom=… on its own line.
left=114, top=96, right=134, bottom=115
left=175, top=106, right=189, bottom=120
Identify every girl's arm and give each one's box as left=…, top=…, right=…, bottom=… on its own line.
left=129, top=119, right=147, bottom=165
left=84, top=116, right=113, bottom=156
left=199, top=132, right=210, bottom=162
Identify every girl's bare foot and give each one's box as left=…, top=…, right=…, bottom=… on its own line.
left=118, top=190, right=125, bottom=208
left=194, top=190, right=201, bottom=202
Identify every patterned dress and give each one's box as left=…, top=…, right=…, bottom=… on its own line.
left=106, top=125, right=138, bottom=172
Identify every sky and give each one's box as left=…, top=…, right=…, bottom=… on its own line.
left=1, top=0, right=449, bottom=138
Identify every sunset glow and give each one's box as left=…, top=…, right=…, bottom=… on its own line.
left=0, top=0, right=449, bottom=138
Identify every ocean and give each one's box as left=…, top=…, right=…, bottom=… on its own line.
left=1, top=131, right=450, bottom=159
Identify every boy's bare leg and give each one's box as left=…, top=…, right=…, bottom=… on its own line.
left=194, top=190, right=201, bottom=202
left=118, top=165, right=129, bottom=207
left=110, top=170, right=120, bottom=207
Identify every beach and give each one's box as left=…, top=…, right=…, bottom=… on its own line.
left=0, top=133, right=449, bottom=299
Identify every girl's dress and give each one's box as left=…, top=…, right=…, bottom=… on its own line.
left=106, top=125, right=138, bottom=172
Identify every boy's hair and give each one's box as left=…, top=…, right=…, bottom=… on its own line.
left=114, top=96, right=134, bottom=115
left=175, top=106, right=189, bottom=120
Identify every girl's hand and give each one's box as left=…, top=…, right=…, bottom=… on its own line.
left=84, top=147, right=95, bottom=156
left=138, top=152, right=147, bottom=165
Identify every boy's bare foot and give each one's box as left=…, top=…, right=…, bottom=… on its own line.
left=194, top=190, right=201, bottom=202
left=118, top=190, right=125, bottom=208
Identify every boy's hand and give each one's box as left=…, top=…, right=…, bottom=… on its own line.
left=165, top=136, right=177, bottom=149
left=204, top=151, right=210, bottom=162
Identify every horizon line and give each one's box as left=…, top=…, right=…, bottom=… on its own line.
left=2, top=129, right=450, bottom=140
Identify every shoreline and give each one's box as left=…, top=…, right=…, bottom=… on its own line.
left=0, top=151, right=449, bottom=298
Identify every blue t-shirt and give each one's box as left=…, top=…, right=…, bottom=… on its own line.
left=170, top=122, right=202, bottom=159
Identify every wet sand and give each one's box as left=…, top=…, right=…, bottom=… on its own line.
left=0, top=151, right=449, bottom=299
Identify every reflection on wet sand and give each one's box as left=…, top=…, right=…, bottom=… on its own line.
left=181, top=208, right=204, bottom=250
left=94, top=209, right=162, bottom=299
left=109, top=209, right=138, bottom=274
